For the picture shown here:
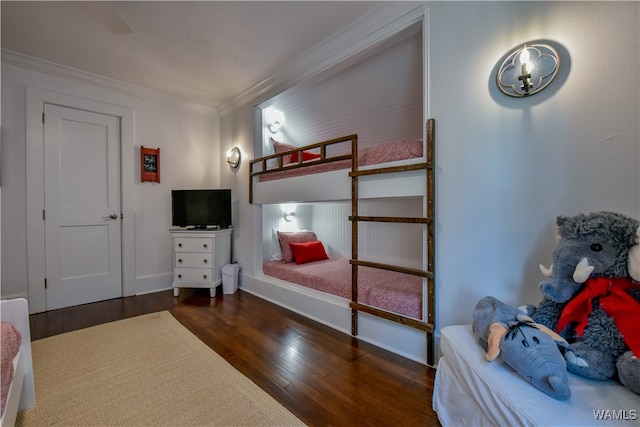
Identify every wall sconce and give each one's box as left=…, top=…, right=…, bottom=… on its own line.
left=283, top=211, right=296, bottom=222
left=496, top=43, right=560, bottom=97
left=265, top=108, right=285, bottom=134
left=226, top=146, right=241, bottom=169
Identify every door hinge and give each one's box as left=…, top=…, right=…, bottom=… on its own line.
left=44, top=278, right=47, bottom=289
left=42, top=112, right=45, bottom=124
left=43, top=209, right=46, bottom=221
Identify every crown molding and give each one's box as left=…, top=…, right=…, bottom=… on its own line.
left=217, top=2, right=427, bottom=117
left=1, top=49, right=217, bottom=115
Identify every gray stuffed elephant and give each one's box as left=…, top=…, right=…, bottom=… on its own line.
left=530, top=211, right=640, bottom=395
left=473, top=296, right=571, bottom=400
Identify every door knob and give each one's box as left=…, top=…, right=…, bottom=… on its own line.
left=103, top=213, right=118, bottom=220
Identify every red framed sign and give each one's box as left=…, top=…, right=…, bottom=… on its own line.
left=141, top=146, right=160, bottom=183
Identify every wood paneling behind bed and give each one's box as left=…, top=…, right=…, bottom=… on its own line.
left=264, top=28, right=423, bottom=154
left=263, top=198, right=424, bottom=268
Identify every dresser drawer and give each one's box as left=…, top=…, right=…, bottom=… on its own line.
left=174, top=237, right=213, bottom=253
left=174, top=268, right=213, bottom=284
left=175, top=253, right=212, bottom=268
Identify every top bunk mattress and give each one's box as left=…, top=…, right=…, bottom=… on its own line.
left=258, top=139, right=423, bottom=182
left=433, top=324, right=639, bottom=427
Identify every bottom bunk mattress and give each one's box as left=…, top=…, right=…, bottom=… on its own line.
left=433, top=324, right=639, bottom=427
left=263, top=257, right=422, bottom=320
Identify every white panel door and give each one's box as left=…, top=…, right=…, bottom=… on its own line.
left=44, top=104, right=122, bottom=310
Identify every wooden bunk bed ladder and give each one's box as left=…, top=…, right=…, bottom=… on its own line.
left=349, top=118, right=436, bottom=366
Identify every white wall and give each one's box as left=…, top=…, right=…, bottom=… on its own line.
left=220, top=1, right=639, bottom=356
left=1, top=58, right=219, bottom=304
left=427, top=1, right=639, bottom=329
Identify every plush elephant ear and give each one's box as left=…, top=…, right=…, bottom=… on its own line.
left=629, top=226, right=640, bottom=282
left=486, top=323, right=507, bottom=362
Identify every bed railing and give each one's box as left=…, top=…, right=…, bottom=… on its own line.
left=248, top=134, right=357, bottom=204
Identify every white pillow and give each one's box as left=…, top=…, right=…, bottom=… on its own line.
left=270, top=228, right=283, bottom=261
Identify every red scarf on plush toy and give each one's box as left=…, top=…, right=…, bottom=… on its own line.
left=556, top=277, right=640, bottom=357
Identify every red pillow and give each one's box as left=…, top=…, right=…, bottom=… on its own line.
left=289, top=241, right=329, bottom=265
left=291, top=150, right=321, bottom=162
left=271, top=139, right=296, bottom=164
left=271, top=138, right=320, bottom=164
left=277, top=231, right=318, bottom=263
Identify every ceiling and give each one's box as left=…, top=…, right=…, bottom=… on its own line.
left=1, top=1, right=381, bottom=109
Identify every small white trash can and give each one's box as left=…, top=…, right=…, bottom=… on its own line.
left=221, top=263, right=240, bottom=294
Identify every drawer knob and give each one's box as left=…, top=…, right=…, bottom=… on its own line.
left=178, top=274, right=182, bottom=279
left=203, top=244, right=208, bottom=248
left=178, top=259, right=182, bottom=263
left=203, top=274, right=208, bottom=279
left=203, top=259, right=208, bottom=264
left=178, top=243, right=182, bottom=248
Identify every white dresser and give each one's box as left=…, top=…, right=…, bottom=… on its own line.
left=170, top=228, right=232, bottom=297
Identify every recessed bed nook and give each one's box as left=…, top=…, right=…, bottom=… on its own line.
left=249, top=118, right=435, bottom=364
left=245, top=16, right=435, bottom=365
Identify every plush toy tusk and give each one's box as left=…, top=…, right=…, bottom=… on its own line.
left=539, top=263, right=553, bottom=277
left=628, top=226, right=640, bottom=282
left=573, top=257, right=594, bottom=283
left=564, top=350, right=589, bottom=368
left=486, top=323, right=507, bottom=362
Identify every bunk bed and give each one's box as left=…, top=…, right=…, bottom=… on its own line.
left=250, top=135, right=428, bottom=205
left=257, top=138, right=424, bottom=182
left=249, top=119, right=436, bottom=364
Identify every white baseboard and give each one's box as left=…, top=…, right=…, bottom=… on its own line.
left=135, top=272, right=173, bottom=296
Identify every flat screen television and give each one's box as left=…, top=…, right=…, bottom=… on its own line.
left=171, top=189, right=232, bottom=229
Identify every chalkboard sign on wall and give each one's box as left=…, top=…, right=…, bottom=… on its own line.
left=141, top=146, right=160, bottom=183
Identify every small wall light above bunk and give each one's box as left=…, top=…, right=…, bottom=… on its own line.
left=265, top=107, right=285, bottom=134
left=281, top=203, right=297, bottom=223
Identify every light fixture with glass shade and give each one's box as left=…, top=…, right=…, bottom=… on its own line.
left=226, top=146, right=241, bottom=169
left=496, top=43, right=560, bottom=97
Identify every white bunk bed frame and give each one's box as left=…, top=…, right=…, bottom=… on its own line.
left=249, top=119, right=436, bottom=365
left=1, top=298, right=36, bottom=426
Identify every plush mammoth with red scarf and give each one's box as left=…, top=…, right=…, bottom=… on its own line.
left=529, top=211, right=640, bottom=395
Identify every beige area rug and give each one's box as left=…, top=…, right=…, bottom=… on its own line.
left=16, top=311, right=305, bottom=426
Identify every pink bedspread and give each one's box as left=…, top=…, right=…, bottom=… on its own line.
left=263, top=257, right=422, bottom=320
left=1, top=322, right=21, bottom=416
left=259, top=139, right=423, bottom=182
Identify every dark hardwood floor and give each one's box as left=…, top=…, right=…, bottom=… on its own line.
left=29, top=288, right=441, bottom=426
